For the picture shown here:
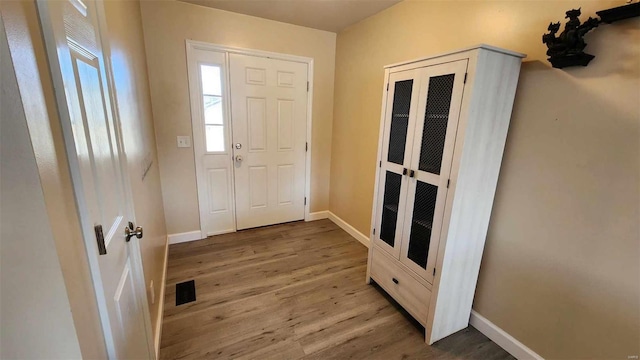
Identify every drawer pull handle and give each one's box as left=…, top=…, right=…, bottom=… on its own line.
left=392, top=278, right=399, bottom=284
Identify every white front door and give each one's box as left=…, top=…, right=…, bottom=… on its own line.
left=229, top=54, right=308, bottom=230
left=187, top=48, right=236, bottom=237
left=38, top=0, right=153, bottom=358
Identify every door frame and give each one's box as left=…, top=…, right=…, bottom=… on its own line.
left=37, top=0, right=155, bottom=358
left=185, top=40, right=314, bottom=238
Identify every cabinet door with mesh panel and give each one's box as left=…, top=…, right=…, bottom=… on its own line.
left=399, top=60, right=468, bottom=282
left=373, top=69, right=421, bottom=259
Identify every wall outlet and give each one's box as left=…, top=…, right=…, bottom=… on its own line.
left=149, top=280, right=155, bottom=305
left=177, top=136, right=191, bottom=148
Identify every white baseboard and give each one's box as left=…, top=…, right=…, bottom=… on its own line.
left=469, top=310, right=544, bottom=360
left=154, top=236, right=169, bottom=358
left=327, top=211, right=370, bottom=248
left=306, top=210, right=329, bottom=221
left=168, top=230, right=202, bottom=245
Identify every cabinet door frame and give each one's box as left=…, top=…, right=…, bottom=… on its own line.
left=399, top=60, right=468, bottom=282
left=372, top=69, right=422, bottom=259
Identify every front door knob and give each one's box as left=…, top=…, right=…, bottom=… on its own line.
left=235, top=155, right=243, bottom=162
left=124, top=221, right=143, bottom=242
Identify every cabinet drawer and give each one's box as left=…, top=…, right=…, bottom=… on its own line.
left=370, top=248, right=431, bottom=325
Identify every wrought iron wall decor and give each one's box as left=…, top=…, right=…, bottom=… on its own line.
left=542, top=2, right=640, bottom=69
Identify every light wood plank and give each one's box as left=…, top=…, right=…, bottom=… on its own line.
left=160, top=219, right=513, bottom=359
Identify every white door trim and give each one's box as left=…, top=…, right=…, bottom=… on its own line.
left=185, top=40, right=314, bottom=237
left=37, top=0, right=155, bottom=358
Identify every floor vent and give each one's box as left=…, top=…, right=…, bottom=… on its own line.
left=175, top=280, right=196, bottom=306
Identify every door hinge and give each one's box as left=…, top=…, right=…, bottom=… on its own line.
left=304, top=197, right=307, bottom=205
left=463, top=73, right=468, bottom=84
left=373, top=228, right=376, bottom=235
left=433, top=267, right=436, bottom=276
left=379, top=161, right=382, bottom=167
left=306, top=142, right=308, bottom=152
left=307, top=81, right=309, bottom=92
left=447, top=179, right=450, bottom=188
left=386, top=83, right=389, bottom=91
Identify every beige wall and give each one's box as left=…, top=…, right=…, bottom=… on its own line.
left=1, top=17, right=82, bottom=359
left=140, top=1, right=336, bottom=234
left=330, top=1, right=639, bottom=358
left=103, top=0, right=168, bottom=341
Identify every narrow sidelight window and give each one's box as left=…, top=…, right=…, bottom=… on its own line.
left=200, top=64, right=225, bottom=152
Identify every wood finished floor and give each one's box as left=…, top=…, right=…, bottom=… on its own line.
left=160, top=219, right=514, bottom=360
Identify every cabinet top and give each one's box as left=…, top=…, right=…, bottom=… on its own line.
left=384, top=44, right=526, bottom=69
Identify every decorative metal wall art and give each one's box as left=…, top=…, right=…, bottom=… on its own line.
left=543, top=8, right=600, bottom=68
left=542, top=2, right=640, bottom=69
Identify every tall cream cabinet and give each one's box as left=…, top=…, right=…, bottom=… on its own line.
left=366, top=45, right=526, bottom=344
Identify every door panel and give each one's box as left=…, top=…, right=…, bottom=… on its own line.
left=247, top=97, right=267, bottom=151
left=38, top=0, right=151, bottom=358
left=277, top=164, right=295, bottom=205
left=277, top=99, right=295, bottom=150
left=249, top=166, right=268, bottom=208
left=230, top=54, right=307, bottom=230
left=188, top=49, right=236, bottom=236
left=207, top=168, right=230, bottom=213
left=373, top=70, right=421, bottom=259
left=399, top=60, right=468, bottom=282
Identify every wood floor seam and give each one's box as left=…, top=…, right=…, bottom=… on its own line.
left=159, top=219, right=514, bottom=360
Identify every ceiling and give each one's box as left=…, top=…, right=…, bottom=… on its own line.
left=179, top=0, right=403, bottom=33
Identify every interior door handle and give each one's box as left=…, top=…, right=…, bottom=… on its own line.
left=124, top=221, right=143, bottom=242
left=235, top=155, right=243, bottom=162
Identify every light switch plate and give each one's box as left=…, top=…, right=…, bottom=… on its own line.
left=177, top=136, right=191, bottom=148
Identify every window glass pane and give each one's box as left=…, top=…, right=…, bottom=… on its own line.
left=204, top=95, right=223, bottom=125
left=387, top=80, right=413, bottom=165
left=201, top=64, right=225, bottom=152
left=205, top=125, right=224, bottom=152
left=201, top=65, right=222, bottom=96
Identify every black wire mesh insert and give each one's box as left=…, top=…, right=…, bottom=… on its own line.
left=387, top=80, right=413, bottom=165
left=419, top=74, right=455, bottom=175
left=380, top=171, right=402, bottom=247
left=407, top=181, right=439, bottom=269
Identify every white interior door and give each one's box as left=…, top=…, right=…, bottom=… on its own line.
left=187, top=47, right=235, bottom=237
left=38, top=0, right=153, bottom=358
left=229, top=54, right=308, bottom=230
